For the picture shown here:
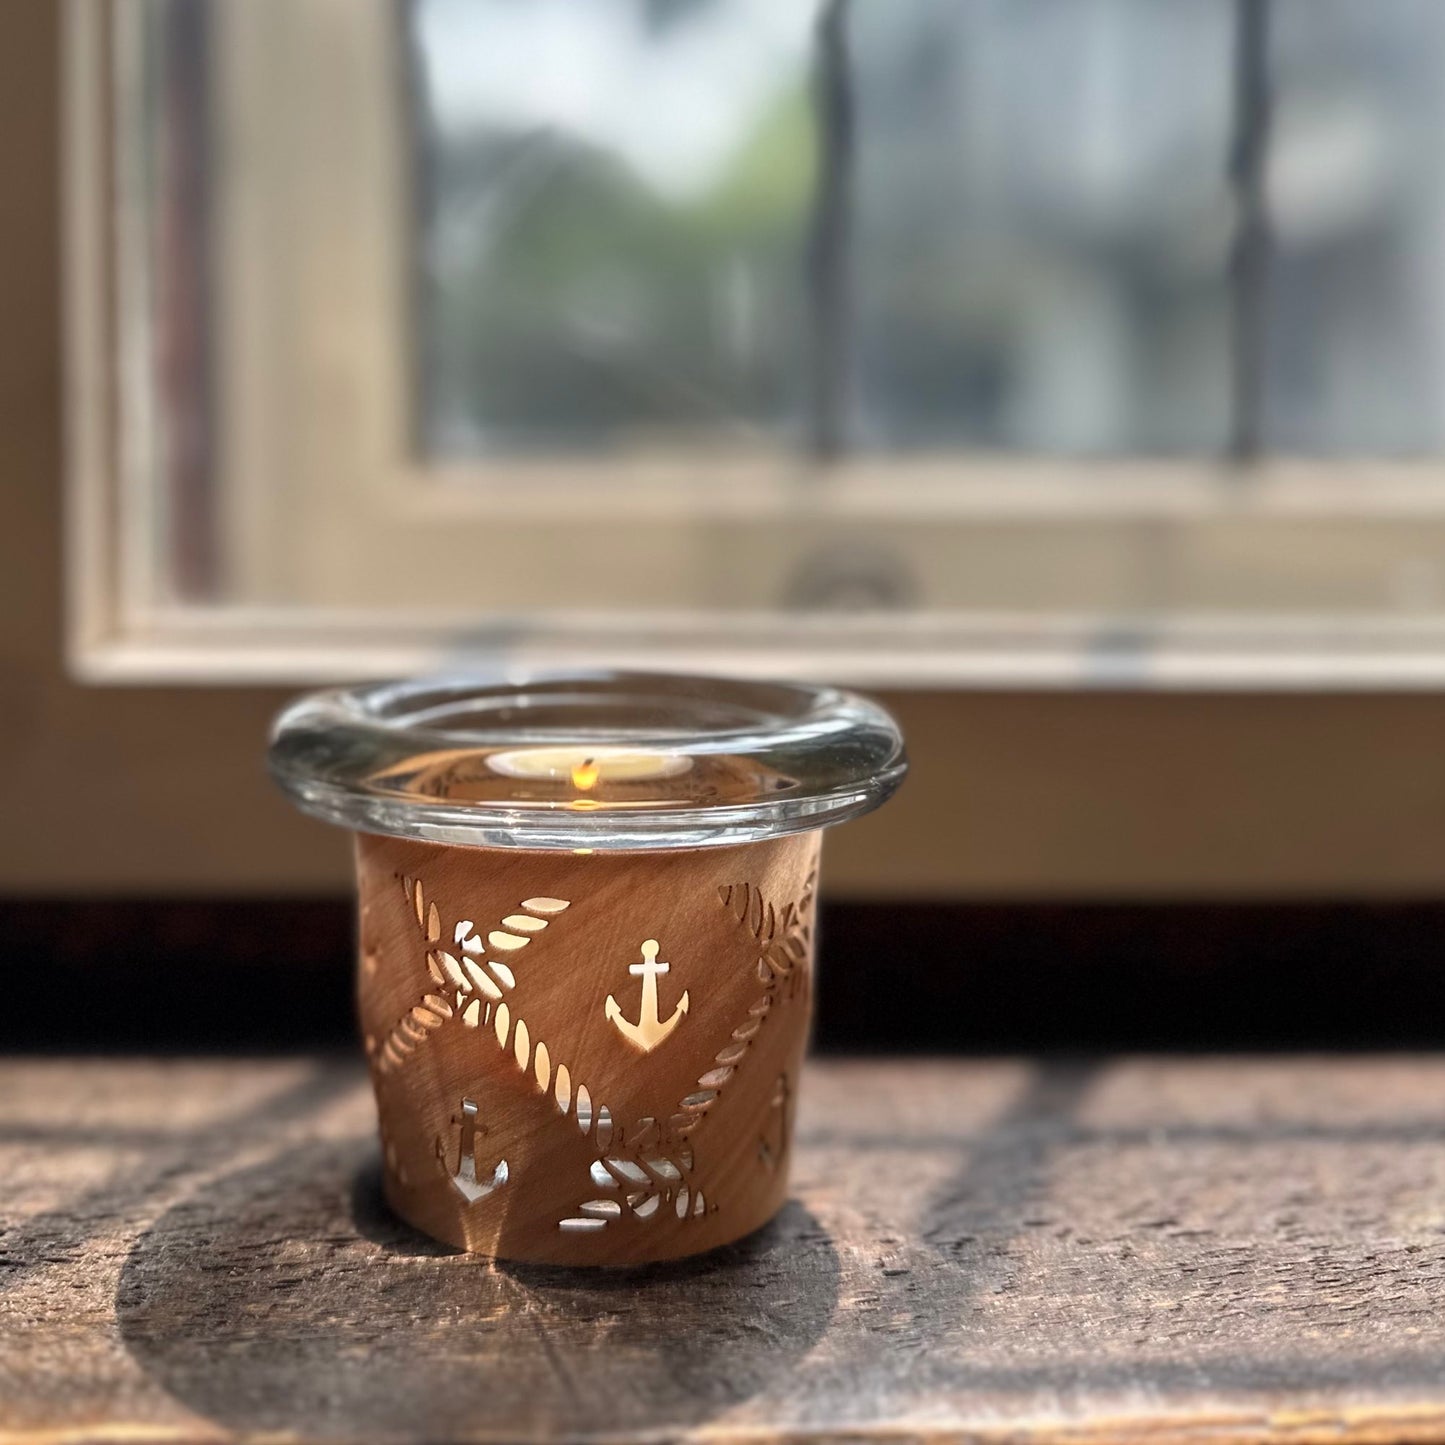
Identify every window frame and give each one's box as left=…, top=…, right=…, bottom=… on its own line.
left=65, top=0, right=1445, bottom=689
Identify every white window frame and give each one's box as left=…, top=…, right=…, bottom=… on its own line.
left=64, top=0, right=1445, bottom=689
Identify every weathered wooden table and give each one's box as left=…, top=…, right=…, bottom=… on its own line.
left=6, top=1055, right=1445, bottom=1443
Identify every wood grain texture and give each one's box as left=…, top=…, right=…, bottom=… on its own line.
left=8, top=1056, right=1445, bottom=1442
left=355, top=833, right=819, bottom=1263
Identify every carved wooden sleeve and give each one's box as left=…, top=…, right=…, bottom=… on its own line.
left=355, top=831, right=821, bottom=1265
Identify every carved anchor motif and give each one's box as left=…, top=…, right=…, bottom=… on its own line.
left=605, top=939, right=689, bottom=1052
left=442, top=1097, right=509, bottom=1204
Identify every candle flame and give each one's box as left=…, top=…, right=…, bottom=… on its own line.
left=571, top=757, right=600, bottom=791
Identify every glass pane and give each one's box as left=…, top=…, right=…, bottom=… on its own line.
left=850, top=0, right=1235, bottom=455
left=412, top=0, right=817, bottom=457
left=410, top=0, right=1236, bottom=461
left=1266, top=0, right=1445, bottom=453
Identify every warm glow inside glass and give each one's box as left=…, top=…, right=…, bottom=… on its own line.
left=270, top=672, right=904, bottom=1264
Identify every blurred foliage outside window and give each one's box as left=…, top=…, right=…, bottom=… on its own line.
left=413, top=0, right=1445, bottom=463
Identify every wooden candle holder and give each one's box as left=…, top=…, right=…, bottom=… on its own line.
left=359, top=833, right=819, bottom=1264
left=270, top=671, right=904, bottom=1265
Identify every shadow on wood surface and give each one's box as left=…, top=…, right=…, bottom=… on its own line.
left=116, top=1139, right=841, bottom=1437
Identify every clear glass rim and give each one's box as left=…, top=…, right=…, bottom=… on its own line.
left=267, top=669, right=906, bottom=851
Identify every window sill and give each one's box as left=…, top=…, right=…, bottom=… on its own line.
left=69, top=603, right=1445, bottom=689
left=7, top=1052, right=1445, bottom=1441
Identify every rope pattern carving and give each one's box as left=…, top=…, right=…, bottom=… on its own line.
left=379, top=875, right=679, bottom=1209
left=369, top=878, right=570, bottom=1075
left=374, top=862, right=815, bottom=1235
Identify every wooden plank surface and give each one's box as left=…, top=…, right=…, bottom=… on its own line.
left=7, top=1055, right=1445, bottom=1443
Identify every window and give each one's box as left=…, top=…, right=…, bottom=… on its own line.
left=67, top=0, right=1445, bottom=684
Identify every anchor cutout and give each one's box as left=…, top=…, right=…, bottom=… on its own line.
left=605, top=939, right=689, bottom=1053
left=443, top=1097, right=509, bottom=1204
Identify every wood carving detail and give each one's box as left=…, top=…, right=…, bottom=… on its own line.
left=556, top=870, right=818, bottom=1237
left=369, top=881, right=570, bottom=1076
left=357, top=833, right=820, bottom=1262
left=441, top=1097, right=509, bottom=1204
left=604, top=939, right=689, bottom=1052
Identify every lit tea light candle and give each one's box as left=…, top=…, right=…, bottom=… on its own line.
left=269, top=671, right=904, bottom=1266
left=487, top=747, right=694, bottom=787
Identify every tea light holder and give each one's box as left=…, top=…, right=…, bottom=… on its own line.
left=269, top=672, right=905, bottom=1265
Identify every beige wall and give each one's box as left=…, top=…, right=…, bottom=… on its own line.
left=8, top=4, right=1445, bottom=901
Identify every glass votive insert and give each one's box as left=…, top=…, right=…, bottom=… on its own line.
left=269, top=672, right=905, bottom=1265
